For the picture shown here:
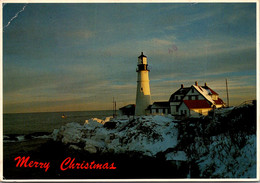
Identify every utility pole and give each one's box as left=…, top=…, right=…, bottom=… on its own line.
left=113, top=97, right=114, bottom=117
left=113, top=97, right=117, bottom=117
left=115, top=101, right=117, bottom=117
left=226, top=78, right=230, bottom=107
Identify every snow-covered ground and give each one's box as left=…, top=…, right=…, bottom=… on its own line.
left=52, top=105, right=256, bottom=178
left=186, top=105, right=257, bottom=178
left=52, top=115, right=181, bottom=158
left=195, top=134, right=256, bottom=178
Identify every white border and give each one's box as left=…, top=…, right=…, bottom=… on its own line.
left=257, top=0, right=260, bottom=182
left=1, top=0, right=259, bottom=182
left=0, top=0, right=259, bottom=2
left=0, top=2, right=3, bottom=182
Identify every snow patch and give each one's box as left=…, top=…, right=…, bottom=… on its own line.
left=165, top=151, right=187, bottom=161
left=52, top=115, right=179, bottom=158
left=196, top=134, right=256, bottom=178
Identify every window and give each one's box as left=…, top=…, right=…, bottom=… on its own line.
left=175, top=96, right=178, bottom=100
left=192, top=88, right=194, bottom=93
left=195, top=96, right=198, bottom=100
left=199, top=110, right=202, bottom=116
left=156, top=109, right=159, bottom=113
left=188, top=96, right=192, bottom=100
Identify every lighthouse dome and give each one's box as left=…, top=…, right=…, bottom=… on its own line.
left=138, top=52, right=147, bottom=58
left=138, top=52, right=147, bottom=65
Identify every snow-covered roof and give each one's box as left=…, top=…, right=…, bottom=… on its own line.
left=192, top=85, right=215, bottom=104
left=202, top=85, right=218, bottom=95
left=169, top=82, right=224, bottom=107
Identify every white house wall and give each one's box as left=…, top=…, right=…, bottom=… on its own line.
left=215, top=104, right=223, bottom=108
left=175, top=95, right=184, bottom=100
left=170, top=105, right=177, bottom=115
left=170, top=102, right=181, bottom=105
left=165, top=109, right=168, bottom=114
left=170, top=101, right=181, bottom=115
left=189, top=110, right=201, bottom=117
left=191, top=108, right=212, bottom=117
left=183, top=88, right=204, bottom=100
left=151, top=108, right=169, bottom=115
left=179, top=103, right=212, bottom=117
left=178, top=103, right=189, bottom=116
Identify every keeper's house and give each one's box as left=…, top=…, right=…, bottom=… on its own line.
left=149, top=102, right=170, bottom=115
left=169, top=81, right=225, bottom=118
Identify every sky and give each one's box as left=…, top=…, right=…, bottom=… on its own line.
left=2, top=3, right=257, bottom=113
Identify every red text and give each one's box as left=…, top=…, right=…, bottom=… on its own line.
left=14, top=156, right=50, bottom=172
left=60, top=157, right=116, bottom=171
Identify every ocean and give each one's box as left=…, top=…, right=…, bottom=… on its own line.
left=4, top=110, right=114, bottom=140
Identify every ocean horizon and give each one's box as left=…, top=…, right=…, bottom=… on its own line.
left=3, top=109, right=115, bottom=115
left=4, top=110, right=114, bottom=136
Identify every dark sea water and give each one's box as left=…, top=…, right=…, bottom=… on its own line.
left=4, top=110, right=113, bottom=138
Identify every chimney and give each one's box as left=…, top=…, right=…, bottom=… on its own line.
left=205, top=82, right=207, bottom=87
left=195, top=81, right=198, bottom=86
left=181, top=84, right=184, bottom=88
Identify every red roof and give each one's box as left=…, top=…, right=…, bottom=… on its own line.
left=183, top=100, right=211, bottom=109
left=214, top=98, right=224, bottom=105
left=208, top=88, right=218, bottom=95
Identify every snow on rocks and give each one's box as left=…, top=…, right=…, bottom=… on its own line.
left=214, top=107, right=234, bottom=117
left=52, top=122, right=83, bottom=144
left=196, top=134, right=256, bottom=178
left=51, top=104, right=256, bottom=178
left=52, top=115, right=179, bottom=158
left=165, top=151, right=187, bottom=161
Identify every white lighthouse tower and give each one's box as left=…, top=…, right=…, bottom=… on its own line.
left=135, top=52, right=152, bottom=116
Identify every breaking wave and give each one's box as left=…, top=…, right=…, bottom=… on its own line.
left=3, top=132, right=52, bottom=143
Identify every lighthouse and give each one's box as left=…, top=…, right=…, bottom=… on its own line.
left=135, top=52, right=152, bottom=116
